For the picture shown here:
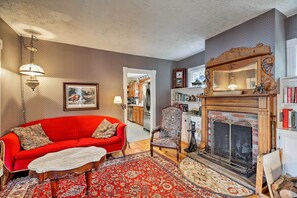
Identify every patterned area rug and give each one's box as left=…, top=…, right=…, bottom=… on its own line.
left=179, top=157, right=254, bottom=197
left=0, top=152, right=252, bottom=198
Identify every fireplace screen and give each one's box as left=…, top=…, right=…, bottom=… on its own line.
left=213, top=121, right=253, bottom=167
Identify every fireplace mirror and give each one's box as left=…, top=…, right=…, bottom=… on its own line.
left=213, top=62, right=257, bottom=91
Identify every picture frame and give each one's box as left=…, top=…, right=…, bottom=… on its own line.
left=63, top=82, right=99, bottom=111
left=246, top=77, right=256, bottom=89
left=172, top=68, right=186, bottom=88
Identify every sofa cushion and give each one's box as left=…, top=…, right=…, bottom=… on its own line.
left=12, top=124, right=52, bottom=150
left=92, top=119, right=119, bottom=138
left=77, top=137, right=121, bottom=147
left=15, top=140, right=78, bottom=160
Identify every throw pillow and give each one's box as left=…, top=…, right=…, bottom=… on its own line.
left=92, top=119, right=119, bottom=138
left=12, top=123, right=52, bottom=150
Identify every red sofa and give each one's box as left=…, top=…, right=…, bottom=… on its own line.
left=0, top=115, right=127, bottom=184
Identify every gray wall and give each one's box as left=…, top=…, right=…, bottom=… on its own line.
left=21, top=38, right=175, bottom=125
left=0, top=18, right=22, bottom=134
left=176, top=51, right=205, bottom=69
left=286, top=14, right=297, bottom=40
left=205, top=9, right=276, bottom=63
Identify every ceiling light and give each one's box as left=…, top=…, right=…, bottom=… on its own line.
left=19, top=35, right=45, bottom=91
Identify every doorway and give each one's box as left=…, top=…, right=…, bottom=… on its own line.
left=123, top=67, right=156, bottom=142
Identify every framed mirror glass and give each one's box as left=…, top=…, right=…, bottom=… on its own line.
left=213, top=62, right=257, bottom=91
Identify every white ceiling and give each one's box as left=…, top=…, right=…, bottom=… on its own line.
left=1, top=0, right=297, bottom=61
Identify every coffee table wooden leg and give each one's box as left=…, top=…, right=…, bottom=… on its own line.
left=86, top=171, right=92, bottom=195
left=51, top=179, right=58, bottom=198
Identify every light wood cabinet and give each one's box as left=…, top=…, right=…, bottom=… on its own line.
left=139, top=107, right=144, bottom=126
left=131, top=106, right=144, bottom=126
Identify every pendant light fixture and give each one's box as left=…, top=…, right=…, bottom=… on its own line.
left=19, top=35, right=45, bottom=91
left=227, top=72, right=237, bottom=90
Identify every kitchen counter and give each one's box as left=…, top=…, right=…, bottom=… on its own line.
left=128, top=104, right=144, bottom=107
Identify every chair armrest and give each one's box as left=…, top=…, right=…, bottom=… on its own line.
left=151, top=126, right=161, bottom=134
left=116, top=122, right=127, bottom=147
left=0, top=132, right=21, bottom=172
left=150, top=126, right=161, bottom=142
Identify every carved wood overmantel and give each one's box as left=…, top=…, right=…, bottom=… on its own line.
left=199, top=44, right=277, bottom=194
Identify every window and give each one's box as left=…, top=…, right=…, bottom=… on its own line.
left=187, top=65, right=205, bottom=88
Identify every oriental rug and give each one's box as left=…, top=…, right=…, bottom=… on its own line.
left=179, top=157, right=254, bottom=197
left=0, top=152, right=252, bottom=198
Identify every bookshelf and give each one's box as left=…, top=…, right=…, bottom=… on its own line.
left=171, top=87, right=204, bottom=143
left=276, top=76, right=297, bottom=177
left=277, top=76, right=297, bottom=129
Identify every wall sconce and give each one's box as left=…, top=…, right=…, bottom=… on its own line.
left=227, top=73, right=237, bottom=90
left=19, top=35, right=45, bottom=91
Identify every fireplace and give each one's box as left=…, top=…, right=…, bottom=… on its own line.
left=199, top=44, right=277, bottom=193
left=200, top=111, right=257, bottom=176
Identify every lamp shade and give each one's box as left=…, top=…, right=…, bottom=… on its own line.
left=19, top=63, right=45, bottom=76
left=20, top=63, right=44, bottom=76
left=114, top=96, right=122, bottom=104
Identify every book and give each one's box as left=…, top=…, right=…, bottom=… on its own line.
left=289, top=110, right=293, bottom=128
left=283, top=108, right=293, bottom=128
left=295, top=87, right=297, bottom=103
left=287, top=87, right=292, bottom=103
left=284, top=87, right=287, bottom=103
left=289, top=111, right=297, bottom=128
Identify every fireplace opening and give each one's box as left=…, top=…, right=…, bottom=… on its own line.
left=200, top=119, right=256, bottom=177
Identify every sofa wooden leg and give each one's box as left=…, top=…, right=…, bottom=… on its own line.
left=1, top=168, right=13, bottom=189
left=122, top=150, right=126, bottom=157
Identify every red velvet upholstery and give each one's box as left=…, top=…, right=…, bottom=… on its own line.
left=0, top=115, right=126, bottom=173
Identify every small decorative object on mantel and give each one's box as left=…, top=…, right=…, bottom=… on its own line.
left=253, top=83, right=265, bottom=94
left=172, top=68, right=186, bottom=88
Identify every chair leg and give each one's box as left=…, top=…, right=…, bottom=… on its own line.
left=177, top=151, right=179, bottom=162
left=159, top=147, right=161, bottom=150
left=150, top=145, right=153, bottom=157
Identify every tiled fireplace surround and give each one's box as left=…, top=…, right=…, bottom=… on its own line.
left=207, top=111, right=258, bottom=164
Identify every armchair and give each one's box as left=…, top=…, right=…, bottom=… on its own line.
left=150, top=106, right=182, bottom=161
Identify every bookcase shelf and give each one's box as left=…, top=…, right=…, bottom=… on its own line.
left=277, top=76, right=297, bottom=128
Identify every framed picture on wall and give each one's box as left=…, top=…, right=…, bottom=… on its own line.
left=172, top=68, right=187, bottom=88
left=63, top=82, right=99, bottom=111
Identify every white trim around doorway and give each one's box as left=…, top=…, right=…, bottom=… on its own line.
left=0, top=39, right=3, bottom=133
left=123, top=67, right=156, bottom=132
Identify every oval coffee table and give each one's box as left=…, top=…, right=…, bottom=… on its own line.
left=28, top=146, right=106, bottom=197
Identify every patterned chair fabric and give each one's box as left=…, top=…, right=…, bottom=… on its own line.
left=150, top=106, right=182, bottom=161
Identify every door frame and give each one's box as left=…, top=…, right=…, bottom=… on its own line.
left=0, top=39, right=3, bottom=133
left=123, top=67, right=156, bottom=131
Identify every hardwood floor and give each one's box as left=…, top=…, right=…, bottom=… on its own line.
left=112, top=139, right=259, bottom=198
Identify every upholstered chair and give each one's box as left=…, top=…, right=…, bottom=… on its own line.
left=150, top=106, right=182, bottom=161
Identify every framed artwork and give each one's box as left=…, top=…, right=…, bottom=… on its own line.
left=172, top=68, right=186, bottom=88
left=63, top=82, right=99, bottom=111
left=246, top=78, right=256, bottom=89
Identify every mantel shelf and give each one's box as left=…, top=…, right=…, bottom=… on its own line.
left=198, top=94, right=274, bottom=98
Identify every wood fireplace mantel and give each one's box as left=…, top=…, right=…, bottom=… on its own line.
left=200, top=44, right=277, bottom=194
left=200, top=93, right=276, bottom=154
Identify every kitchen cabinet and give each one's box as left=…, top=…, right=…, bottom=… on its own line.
left=133, top=106, right=139, bottom=123
left=128, top=81, right=139, bottom=98
left=131, top=106, right=144, bottom=126
left=139, top=107, right=144, bottom=126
